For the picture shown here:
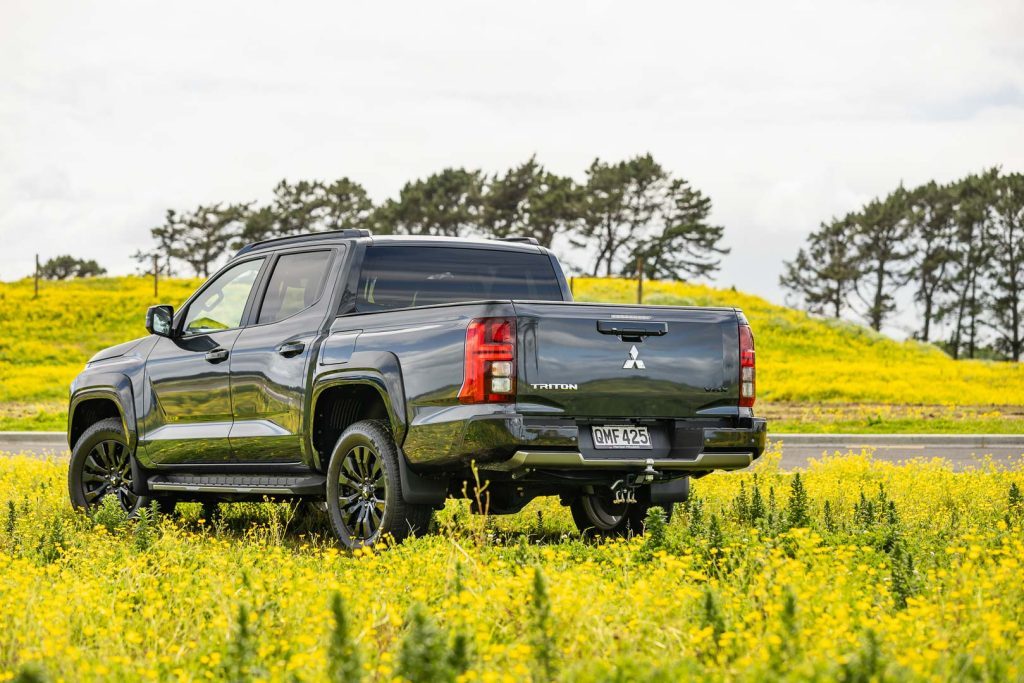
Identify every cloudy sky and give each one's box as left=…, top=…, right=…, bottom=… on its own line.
left=2, top=0, right=1023, bottom=330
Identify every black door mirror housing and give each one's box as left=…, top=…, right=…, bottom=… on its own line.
left=146, top=305, right=175, bottom=338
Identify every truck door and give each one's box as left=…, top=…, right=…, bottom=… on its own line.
left=228, top=248, right=339, bottom=463
left=140, top=257, right=267, bottom=464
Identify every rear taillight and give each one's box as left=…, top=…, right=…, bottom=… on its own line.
left=459, top=317, right=516, bottom=404
left=739, top=324, right=756, bottom=408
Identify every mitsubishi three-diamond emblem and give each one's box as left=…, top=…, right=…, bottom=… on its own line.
left=622, top=345, right=645, bottom=369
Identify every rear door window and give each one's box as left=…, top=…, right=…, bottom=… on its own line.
left=355, top=246, right=562, bottom=312
left=256, top=250, right=333, bottom=324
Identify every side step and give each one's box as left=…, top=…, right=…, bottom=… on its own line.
left=147, top=473, right=326, bottom=495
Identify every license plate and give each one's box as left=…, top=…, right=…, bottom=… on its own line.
left=591, top=425, right=652, bottom=450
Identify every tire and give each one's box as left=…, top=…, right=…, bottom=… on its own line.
left=325, top=420, right=433, bottom=549
left=570, top=488, right=673, bottom=538
left=68, top=417, right=151, bottom=515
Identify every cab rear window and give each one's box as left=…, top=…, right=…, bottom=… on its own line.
left=355, top=246, right=563, bottom=312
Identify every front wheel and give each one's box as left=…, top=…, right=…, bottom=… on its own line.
left=68, top=417, right=150, bottom=515
left=570, top=488, right=672, bottom=538
left=325, top=420, right=433, bottom=549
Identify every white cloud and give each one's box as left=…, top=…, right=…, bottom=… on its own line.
left=1, top=0, right=1022, bottom=324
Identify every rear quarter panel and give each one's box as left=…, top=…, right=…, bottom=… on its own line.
left=326, top=302, right=517, bottom=466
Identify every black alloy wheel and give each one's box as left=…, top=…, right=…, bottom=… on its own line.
left=69, top=417, right=150, bottom=515
left=81, top=439, right=139, bottom=511
left=325, top=420, right=433, bottom=549
left=336, top=444, right=388, bottom=540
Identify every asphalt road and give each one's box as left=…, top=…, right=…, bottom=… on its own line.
left=772, top=434, right=1024, bottom=470
left=2, top=432, right=1021, bottom=471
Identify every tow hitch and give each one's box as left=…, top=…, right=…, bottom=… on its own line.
left=611, top=460, right=661, bottom=503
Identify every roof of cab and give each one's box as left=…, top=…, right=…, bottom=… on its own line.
left=233, top=230, right=545, bottom=258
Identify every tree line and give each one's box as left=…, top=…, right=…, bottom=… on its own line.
left=133, top=154, right=729, bottom=282
left=780, top=168, right=1024, bottom=361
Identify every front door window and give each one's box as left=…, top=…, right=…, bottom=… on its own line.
left=182, top=259, right=264, bottom=335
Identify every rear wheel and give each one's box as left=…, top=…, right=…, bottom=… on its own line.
left=68, top=417, right=150, bottom=515
left=570, top=488, right=672, bottom=538
left=325, top=420, right=432, bottom=549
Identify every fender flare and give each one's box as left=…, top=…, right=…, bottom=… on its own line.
left=310, top=357, right=448, bottom=506
left=68, top=375, right=136, bottom=451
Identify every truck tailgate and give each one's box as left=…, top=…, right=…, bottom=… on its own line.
left=513, top=301, right=740, bottom=418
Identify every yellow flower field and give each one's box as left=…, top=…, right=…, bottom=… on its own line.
left=1, top=275, right=1023, bottom=431
left=1, top=447, right=1023, bottom=681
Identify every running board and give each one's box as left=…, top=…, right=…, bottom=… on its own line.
left=147, top=473, right=326, bottom=495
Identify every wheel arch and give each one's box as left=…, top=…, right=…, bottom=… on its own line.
left=309, top=374, right=405, bottom=471
left=68, top=380, right=136, bottom=451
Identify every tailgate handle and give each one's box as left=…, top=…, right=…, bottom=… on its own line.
left=597, top=320, right=668, bottom=341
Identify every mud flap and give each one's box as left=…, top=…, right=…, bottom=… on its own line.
left=397, top=448, right=448, bottom=506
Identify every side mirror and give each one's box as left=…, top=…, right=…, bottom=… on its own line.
left=146, top=305, right=175, bottom=338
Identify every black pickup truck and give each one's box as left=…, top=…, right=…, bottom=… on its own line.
left=67, top=230, right=766, bottom=547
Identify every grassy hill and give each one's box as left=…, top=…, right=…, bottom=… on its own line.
left=1, top=276, right=1022, bottom=432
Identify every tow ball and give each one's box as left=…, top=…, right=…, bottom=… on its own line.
left=611, top=460, right=660, bottom=504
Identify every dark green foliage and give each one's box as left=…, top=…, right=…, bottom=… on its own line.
left=749, top=480, right=766, bottom=524
left=328, top=592, right=361, bottom=683
left=622, top=177, right=729, bottom=281
left=5, top=500, right=16, bottom=539
left=787, top=472, right=810, bottom=528
left=481, top=156, right=580, bottom=247
left=701, top=586, right=725, bottom=642
left=12, top=665, right=47, bottom=683
left=706, top=513, right=724, bottom=559
left=853, top=187, right=913, bottom=331
left=91, top=494, right=128, bottom=533
left=840, top=630, right=886, bottom=683
left=398, top=603, right=452, bottom=683
left=39, top=255, right=106, bottom=280
left=889, top=540, right=917, bottom=609
left=225, top=603, right=256, bottom=682
left=34, top=514, right=67, bottom=565
left=375, top=168, right=484, bottom=237
left=637, top=506, right=668, bottom=561
left=448, top=631, right=471, bottom=677
left=732, top=480, right=750, bottom=524
left=132, top=500, right=159, bottom=552
left=988, top=172, right=1024, bottom=360
left=530, top=567, right=556, bottom=681
left=823, top=499, right=839, bottom=534
left=1009, top=483, right=1023, bottom=527
left=686, top=495, right=704, bottom=537
left=780, top=215, right=860, bottom=319
left=782, top=168, right=1022, bottom=355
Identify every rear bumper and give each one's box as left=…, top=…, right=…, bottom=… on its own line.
left=403, top=405, right=767, bottom=473
left=481, top=449, right=755, bottom=472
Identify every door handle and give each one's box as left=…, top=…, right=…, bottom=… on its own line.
left=276, top=341, right=305, bottom=358
left=205, top=348, right=229, bottom=363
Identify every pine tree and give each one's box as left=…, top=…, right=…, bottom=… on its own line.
left=987, top=171, right=1024, bottom=360
left=780, top=215, right=860, bottom=318
left=907, top=181, right=958, bottom=342
left=852, top=187, right=913, bottom=331
left=481, top=156, right=580, bottom=247
left=623, top=177, right=729, bottom=280
left=574, top=155, right=666, bottom=276
left=374, top=168, right=484, bottom=237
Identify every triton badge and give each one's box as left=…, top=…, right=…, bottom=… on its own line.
left=622, top=345, right=645, bottom=369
